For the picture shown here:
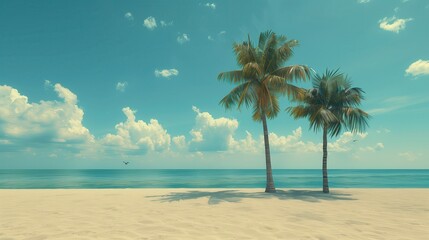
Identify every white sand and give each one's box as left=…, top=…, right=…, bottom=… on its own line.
left=1, top=189, right=428, bottom=240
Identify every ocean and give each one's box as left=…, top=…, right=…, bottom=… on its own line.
left=0, top=169, right=428, bottom=189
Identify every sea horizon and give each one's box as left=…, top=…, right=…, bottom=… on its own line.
left=1, top=169, right=428, bottom=189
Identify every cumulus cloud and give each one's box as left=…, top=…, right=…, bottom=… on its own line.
left=182, top=107, right=373, bottom=154
left=189, top=106, right=238, bottom=152
left=143, top=16, right=157, bottom=30
left=154, top=69, right=179, bottom=78
left=101, top=107, right=171, bottom=154
left=0, top=84, right=94, bottom=147
left=208, top=35, right=214, bottom=41
left=263, top=128, right=369, bottom=153
left=177, top=33, right=190, bottom=44
left=357, top=0, right=370, bottom=3
left=229, top=131, right=259, bottom=153
left=379, top=16, right=412, bottom=33
left=116, top=82, right=128, bottom=92
left=172, top=135, right=187, bottom=150
left=124, top=12, right=133, bottom=21
left=267, top=127, right=317, bottom=152
left=205, top=3, right=216, bottom=9
left=405, top=59, right=429, bottom=77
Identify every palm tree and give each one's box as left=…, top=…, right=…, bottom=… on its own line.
left=287, top=69, right=369, bottom=193
left=218, top=31, right=311, bottom=193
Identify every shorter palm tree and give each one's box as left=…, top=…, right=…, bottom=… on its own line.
left=287, top=69, right=369, bottom=193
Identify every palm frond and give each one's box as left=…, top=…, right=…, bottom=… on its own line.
left=272, top=65, right=311, bottom=81
left=219, top=81, right=254, bottom=110
left=286, top=105, right=311, bottom=119
left=343, top=107, right=370, bottom=133
left=276, top=39, right=298, bottom=63
left=233, top=41, right=257, bottom=67
left=217, top=70, right=245, bottom=83
left=327, top=122, right=343, bottom=137
left=265, top=76, right=305, bottom=100
left=262, top=32, right=279, bottom=74
left=243, top=62, right=262, bottom=80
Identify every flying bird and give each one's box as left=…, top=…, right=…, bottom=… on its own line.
left=123, top=161, right=130, bottom=165
left=352, top=139, right=358, bottom=143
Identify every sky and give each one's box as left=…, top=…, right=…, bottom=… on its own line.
left=0, top=0, right=428, bottom=169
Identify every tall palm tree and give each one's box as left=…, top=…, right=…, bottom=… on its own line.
left=218, top=31, right=311, bottom=193
left=287, top=69, right=369, bottom=193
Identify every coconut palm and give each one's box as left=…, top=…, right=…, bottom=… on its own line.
left=287, top=69, right=369, bottom=193
left=218, top=31, right=311, bottom=193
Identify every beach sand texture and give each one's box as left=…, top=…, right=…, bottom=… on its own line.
left=1, top=189, right=428, bottom=240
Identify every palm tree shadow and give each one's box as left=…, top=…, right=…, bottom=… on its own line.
left=147, top=189, right=356, bottom=205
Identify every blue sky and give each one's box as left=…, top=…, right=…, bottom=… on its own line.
left=1, top=0, right=428, bottom=169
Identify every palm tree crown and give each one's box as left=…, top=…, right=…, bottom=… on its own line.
left=218, top=30, right=311, bottom=120
left=287, top=69, right=369, bottom=136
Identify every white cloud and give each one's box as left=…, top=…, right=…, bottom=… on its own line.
left=379, top=16, right=412, bottom=33
left=0, top=84, right=94, bottom=146
left=267, top=127, right=317, bottom=152
left=101, top=107, right=171, bottom=153
left=229, top=131, right=259, bottom=153
left=177, top=33, right=190, bottom=44
left=154, top=69, right=179, bottom=78
left=189, top=106, right=238, bottom=152
left=360, top=142, right=384, bottom=152
left=205, top=3, right=216, bottom=9
left=219, top=30, right=226, bottom=35
left=116, top=82, right=128, bottom=92
left=172, top=135, right=187, bottom=150
left=55, top=83, right=77, bottom=104
left=160, top=20, right=173, bottom=27
left=394, top=7, right=400, bottom=13
left=208, top=35, right=214, bottom=41
left=143, top=16, right=157, bottom=30
left=259, top=128, right=369, bottom=153
left=124, top=12, right=133, bottom=21
left=357, top=0, right=370, bottom=3
left=405, top=59, right=429, bottom=77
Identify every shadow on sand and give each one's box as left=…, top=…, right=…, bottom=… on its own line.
left=147, top=189, right=356, bottom=205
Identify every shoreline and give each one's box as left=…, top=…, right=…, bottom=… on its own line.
left=1, top=188, right=428, bottom=239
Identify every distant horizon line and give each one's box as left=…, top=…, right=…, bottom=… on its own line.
left=1, top=168, right=427, bottom=170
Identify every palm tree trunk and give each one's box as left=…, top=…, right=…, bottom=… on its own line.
left=261, top=113, right=276, bottom=193
left=322, top=126, right=329, bottom=193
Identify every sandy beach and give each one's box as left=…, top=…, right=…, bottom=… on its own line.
left=1, top=189, right=428, bottom=240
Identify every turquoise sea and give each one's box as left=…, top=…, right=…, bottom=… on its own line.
left=0, top=169, right=428, bottom=189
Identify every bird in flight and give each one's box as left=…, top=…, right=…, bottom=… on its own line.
left=352, top=139, right=358, bottom=143
left=123, top=161, right=130, bottom=165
